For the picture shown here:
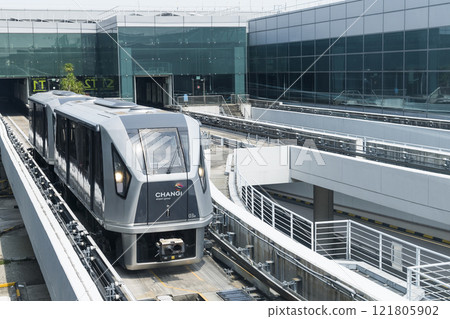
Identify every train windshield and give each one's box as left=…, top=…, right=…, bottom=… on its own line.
left=137, top=128, right=186, bottom=175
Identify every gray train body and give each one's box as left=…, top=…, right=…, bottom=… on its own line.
left=29, top=91, right=213, bottom=270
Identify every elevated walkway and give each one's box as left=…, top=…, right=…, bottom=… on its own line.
left=234, top=145, right=450, bottom=237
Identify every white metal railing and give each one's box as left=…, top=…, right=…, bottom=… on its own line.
left=315, top=219, right=450, bottom=301
left=407, top=262, right=450, bottom=301
left=235, top=169, right=314, bottom=249
left=224, top=136, right=450, bottom=301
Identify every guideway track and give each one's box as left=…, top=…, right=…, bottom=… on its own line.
left=0, top=115, right=134, bottom=301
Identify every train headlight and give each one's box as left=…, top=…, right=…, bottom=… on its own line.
left=114, top=171, right=124, bottom=183
left=198, top=166, right=205, bottom=178
left=112, top=146, right=131, bottom=198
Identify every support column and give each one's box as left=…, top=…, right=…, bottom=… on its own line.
left=313, top=185, right=334, bottom=222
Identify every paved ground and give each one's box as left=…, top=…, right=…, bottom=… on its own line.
left=0, top=197, right=50, bottom=301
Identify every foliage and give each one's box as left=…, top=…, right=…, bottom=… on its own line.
left=60, top=63, right=85, bottom=94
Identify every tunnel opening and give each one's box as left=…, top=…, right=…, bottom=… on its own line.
left=135, top=75, right=173, bottom=109
left=0, top=78, right=29, bottom=115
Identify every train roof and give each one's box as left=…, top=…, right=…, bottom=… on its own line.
left=29, top=90, right=93, bottom=108
left=55, top=98, right=189, bottom=130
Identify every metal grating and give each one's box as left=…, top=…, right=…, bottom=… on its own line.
left=217, top=289, right=254, bottom=301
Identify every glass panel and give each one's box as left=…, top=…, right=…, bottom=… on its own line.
left=316, top=55, right=329, bottom=71
left=8, top=33, right=33, bottom=77
left=266, top=44, right=277, bottom=58
left=347, top=35, right=363, bottom=53
left=256, top=45, right=266, bottom=58
left=346, top=72, right=363, bottom=91
left=302, top=56, right=315, bottom=71
left=277, top=58, right=288, bottom=72
left=405, top=72, right=427, bottom=99
left=429, top=50, right=450, bottom=70
left=140, top=128, right=186, bottom=175
left=384, top=52, right=403, bottom=71
left=383, top=72, right=404, bottom=97
left=302, top=40, right=315, bottom=56
left=316, top=39, right=329, bottom=55
left=384, top=31, right=404, bottom=51
left=347, top=54, right=363, bottom=71
left=428, top=72, right=450, bottom=97
left=277, top=43, right=288, bottom=57
left=364, top=72, right=382, bottom=96
left=267, top=72, right=278, bottom=99
left=288, top=73, right=302, bottom=100
left=364, top=53, right=382, bottom=71
left=405, top=51, right=427, bottom=70
left=405, top=29, right=427, bottom=50
left=290, top=57, right=302, bottom=72
left=301, top=72, right=315, bottom=103
left=331, top=72, right=345, bottom=95
left=429, top=27, right=450, bottom=49
left=257, top=73, right=267, bottom=97
left=288, top=42, right=301, bottom=56
left=427, top=72, right=450, bottom=113
left=330, top=37, right=345, bottom=54
left=364, top=34, right=382, bottom=52
left=316, top=73, right=330, bottom=104
left=266, top=58, right=277, bottom=73
left=331, top=55, right=345, bottom=71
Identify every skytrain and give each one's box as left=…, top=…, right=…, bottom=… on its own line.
left=28, top=90, right=213, bottom=270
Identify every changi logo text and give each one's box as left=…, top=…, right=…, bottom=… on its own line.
left=155, top=182, right=184, bottom=201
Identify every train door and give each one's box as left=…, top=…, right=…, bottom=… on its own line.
left=139, top=128, right=189, bottom=224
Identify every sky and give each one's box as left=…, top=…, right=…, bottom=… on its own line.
left=1, top=0, right=344, bottom=12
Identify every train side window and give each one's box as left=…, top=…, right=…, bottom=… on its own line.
left=69, top=121, right=77, bottom=163
left=76, top=125, right=90, bottom=177
left=55, top=115, right=67, bottom=156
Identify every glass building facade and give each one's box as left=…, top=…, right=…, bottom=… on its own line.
left=116, top=22, right=246, bottom=101
left=248, top=0, right=450, bottom=117
left=0, top=15, right=246, bottom=104
left=0, top=21, right=119, bottom=98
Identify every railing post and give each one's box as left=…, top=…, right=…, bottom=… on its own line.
left=314, top=222, right=317, bottom=252
left=346, top=221, right=351, bottom=260
left=290, top=213, right=294, bottom=239
left=416, top=247, right=421, bottom=288
left=379, top=233, right=383, bottom=270
left=272, top=202, right=275, bottom=228
left=245, top=180, right=250, bottom=208
left=261, top=195, right=264, bottom=221
left=407, top=268, right=412, bottom=301
left=251, top=187, right=255, bottom=215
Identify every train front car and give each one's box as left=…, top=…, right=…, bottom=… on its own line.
left=53, top=99, right=213, bottom=270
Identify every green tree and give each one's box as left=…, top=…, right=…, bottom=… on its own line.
left=60, top=63, right=85, bottom=94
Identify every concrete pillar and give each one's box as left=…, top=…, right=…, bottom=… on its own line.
left=313, top=185, right=334, bottom=222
